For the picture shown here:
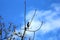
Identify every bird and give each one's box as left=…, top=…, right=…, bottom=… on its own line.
left=27, top=22, right=30, bottom=29
left=0, top=30, right=2, bottom=35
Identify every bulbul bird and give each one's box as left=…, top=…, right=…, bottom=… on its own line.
left=27, top=22, right=30, bottom=29
left=0, top=30, right=2, bottom=35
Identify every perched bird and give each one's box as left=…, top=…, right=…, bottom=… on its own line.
left=27, top=22, right=30, bottom=29
left=0, top=30, right=2, bottom=35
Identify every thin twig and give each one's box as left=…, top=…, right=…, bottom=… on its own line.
left=28, top=21, right=43, bottom=40
left=33, top=32, right=35, bottom=40
left=28, top=21, right=43, bottom=32
left=29, top=9, right=37, bottom=27
left=21, top=0, right=26, bottom=40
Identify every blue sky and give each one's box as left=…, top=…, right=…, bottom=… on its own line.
left=0, top=0, right=60, bottom=40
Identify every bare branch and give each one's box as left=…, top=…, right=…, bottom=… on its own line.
left=29, top=9, right=37, bottom=27
left=21, top=0, right=27, bottom=40
left=27, top=21, right=43, bottom=40
left=28, top=21, right=43, bottom=32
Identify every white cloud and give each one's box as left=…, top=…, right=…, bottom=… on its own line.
left=14, top=3, right=60, bottom=40
left=26, top=3, right=60, bottom=35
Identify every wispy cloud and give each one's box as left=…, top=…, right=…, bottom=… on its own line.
left=14, top=3, right=60, bottom=40
left=24, top=3, right=60, bottom=40
left=26, top=3, right=60, bottom=34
